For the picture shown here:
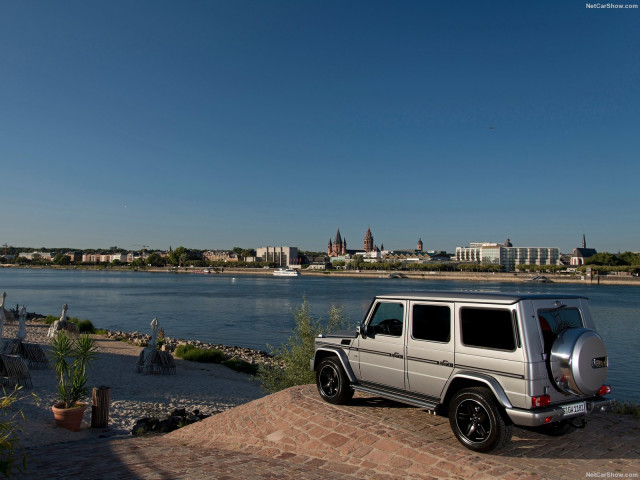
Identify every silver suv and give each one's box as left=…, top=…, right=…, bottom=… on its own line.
left=311, top=292, right=614, bottom=452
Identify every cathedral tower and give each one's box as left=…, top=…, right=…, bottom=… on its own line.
left=329, top=229, right=346, bottom=256
left=364, top=227, right=374, bottom=252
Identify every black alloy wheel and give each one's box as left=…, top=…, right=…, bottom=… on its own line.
left=449, top=387, right=513, bottom=452
left=316, top=357, right=354, bottom=405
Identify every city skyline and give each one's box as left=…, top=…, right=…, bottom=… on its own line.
left=4, top=229, right=610, bottom=256
left=2, top=2, right=638, bottom=254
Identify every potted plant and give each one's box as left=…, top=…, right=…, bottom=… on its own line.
left=49, top=331, right=98, bottom=431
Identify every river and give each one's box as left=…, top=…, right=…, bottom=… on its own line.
left=1, top=268, right=638, bottom=402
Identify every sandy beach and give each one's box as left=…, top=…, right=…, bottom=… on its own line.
left=2, top=321, right=266, bottom=449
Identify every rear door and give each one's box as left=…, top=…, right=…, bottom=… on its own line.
left=406, top=301, right=455, bottom=399
left=356, top=299, right=406, bottom=390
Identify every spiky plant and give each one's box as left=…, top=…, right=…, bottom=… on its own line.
left=49, top=332, right=98, bottom=408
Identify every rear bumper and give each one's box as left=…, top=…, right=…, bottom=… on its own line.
left=505, top=396, right=616, bottom=427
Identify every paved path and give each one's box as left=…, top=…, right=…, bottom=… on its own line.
left=14, top=385, right=640, bottom=479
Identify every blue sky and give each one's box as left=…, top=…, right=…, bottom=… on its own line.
left=1, top=1, right=638, bottom=254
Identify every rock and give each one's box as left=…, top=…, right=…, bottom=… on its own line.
left=99, top=328, right=277, bottom=368
left=131, top=408, right=213, bottom=436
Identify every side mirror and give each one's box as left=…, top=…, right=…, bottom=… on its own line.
left=357, top=324, right=367, bottom=338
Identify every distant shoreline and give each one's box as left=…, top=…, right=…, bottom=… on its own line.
left=3, top=264, right=640, bottom=286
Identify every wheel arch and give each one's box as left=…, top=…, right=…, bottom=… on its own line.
left=442, top=372, right=513, bottom=409
left=313, top=347, right=357, bottom=383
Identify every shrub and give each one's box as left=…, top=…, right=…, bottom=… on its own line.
left=174, top=345, right=225, bottom=363
left=612, top=401, right=640, bottom=418
left=222, top=358, right=258, bottom=375
left=76, top=320, right=95, bottom=334
left=0, top=387, right=28, bottom=478
left=44, top=316, right=95, bottom=334
left=256, top=299, right=349, bottom=393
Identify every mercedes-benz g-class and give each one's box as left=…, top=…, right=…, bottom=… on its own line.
left=311, top=292, right=614, bottom=452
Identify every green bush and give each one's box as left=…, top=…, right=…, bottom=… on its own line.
left=256, top=299, right=349, bottom=393
left=223, top=358, right=258, bottom=375
left=174, top=345, right=225, bottom=363
left=43, top=316, right=95, bottom=334
left=0, top=387, right=28, bottom=478
left=612, top=401, right=640, bottom=418
left=76, top=320, right=95, bottom=334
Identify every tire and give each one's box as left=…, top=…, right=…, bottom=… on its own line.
left=316, top=357, right=354, bottom=405
left=449, top=387, right=513, bottom=453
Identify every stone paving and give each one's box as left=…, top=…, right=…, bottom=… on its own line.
left=14, top=385, right=640, bottom=479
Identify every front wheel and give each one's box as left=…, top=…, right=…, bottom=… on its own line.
left=316, top=357, right=354, bottom=405
left=449, top=387, right=513, bottom=452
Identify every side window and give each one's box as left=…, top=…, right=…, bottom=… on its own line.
left=460, top=308, right=516, bottom=351
left=412, top=304, right=451, bottom=342
left=538, top=308, right=583, bottom=354
left=368, top=302, right=404, bottom=337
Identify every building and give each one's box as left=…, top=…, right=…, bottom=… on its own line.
left=203, top=250, right=239, bottom=262
left=364, top=227, right=374, bottom=252
left=456, top=239, right=560, bottom=272
left=328, top=229, right=347, bottom=257
left=571, top=235, right=597, bottom=266
left=108, top=253, right=128, bottom=263
left=256, top=246, right=299, bottom=267
left=18, top=251, right=53, bottom=261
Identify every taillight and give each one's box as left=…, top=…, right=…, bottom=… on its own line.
left=532, top=395, right=551, bottom=408
left=597, top=385, right=612, bottom=396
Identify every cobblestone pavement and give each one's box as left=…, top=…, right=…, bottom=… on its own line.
left=15, top=385, right=640, bottom=480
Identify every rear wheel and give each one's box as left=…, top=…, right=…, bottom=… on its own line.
left=449, top=387, right=513, bottom=452
left=316, top=357, right=354, bottom=405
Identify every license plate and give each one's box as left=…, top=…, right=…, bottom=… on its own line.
left=562, top=401, right=586, bottom=416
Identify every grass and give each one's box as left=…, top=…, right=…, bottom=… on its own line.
left=611, top=401, right=640, bottom=418
left=222, top=358, right=258, bottom=375
left=174, top=345, right=258, bottom=375
left=174, top=344, right=225, bottom=363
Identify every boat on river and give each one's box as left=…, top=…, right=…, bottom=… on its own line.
left=273, top=268, right=300, bottom=277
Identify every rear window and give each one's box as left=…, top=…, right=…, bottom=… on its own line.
left=412, top=304, right=451, bottom=342
left=460, top=308, right=516, bottom=351
left=538, top=308, right=583, bottom=354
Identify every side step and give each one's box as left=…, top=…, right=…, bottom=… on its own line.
left=352, top=384, right=439, bottom=411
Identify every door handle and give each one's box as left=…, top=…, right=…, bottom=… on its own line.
left=440, top=360, right=453, bottom=367
left=392, top=352, right=404, bottom=359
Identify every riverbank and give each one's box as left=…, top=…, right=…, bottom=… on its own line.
left=3, top=321, right=266, bottom=449
left=177, top=267, right=640, bottom=286
left=4, top=263, right=640, bottom=285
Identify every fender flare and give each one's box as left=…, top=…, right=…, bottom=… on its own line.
left=443, top=371, right=513, bottom=409
left=312, top=347, right=358, bottom=383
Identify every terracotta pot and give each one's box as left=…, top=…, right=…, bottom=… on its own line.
left=51, top=402, right=86, bottom=432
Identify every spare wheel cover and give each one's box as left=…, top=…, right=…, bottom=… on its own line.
left=550, top=328, right=608, bottom=396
